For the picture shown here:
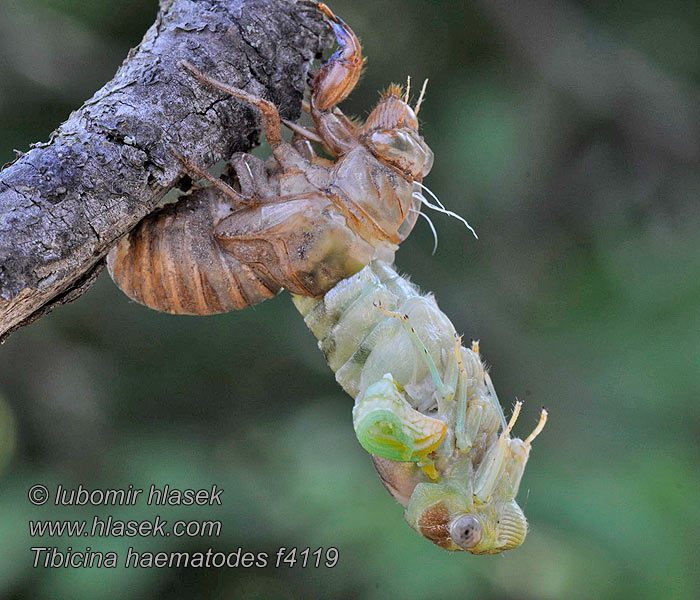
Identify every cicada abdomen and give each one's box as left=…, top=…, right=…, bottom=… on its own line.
left=293, top=261, right=547, bottom=554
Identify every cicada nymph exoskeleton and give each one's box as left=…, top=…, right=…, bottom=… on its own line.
left=293, top=261, right=547, bottom=554
left=108, top=3, right=434, bottom=315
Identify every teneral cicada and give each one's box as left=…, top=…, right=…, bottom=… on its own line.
left=294, top=261, right=546, bottom=553
left=107, top=3, right=546, bottom=553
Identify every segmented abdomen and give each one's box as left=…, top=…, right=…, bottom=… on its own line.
left=107, top=188, right=280, bottom=315
left=293, top=261, right=457, bottom=403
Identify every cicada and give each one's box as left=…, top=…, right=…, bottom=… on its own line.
left=107, top=3, right=546, bottom=553
left=294, top=261, right=546, bottom=553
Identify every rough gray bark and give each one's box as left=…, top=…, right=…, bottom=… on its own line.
left=0, top=0, right=332, bottom=341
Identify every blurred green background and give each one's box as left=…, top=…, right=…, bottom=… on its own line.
left=1, top=0, right=698, bottom=598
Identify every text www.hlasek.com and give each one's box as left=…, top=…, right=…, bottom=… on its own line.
left=28, top=483, right=339, bottom=568
left=29, top=515, right=221, bottom=538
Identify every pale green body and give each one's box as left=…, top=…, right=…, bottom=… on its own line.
left=293, top=261, right=544, bottom=553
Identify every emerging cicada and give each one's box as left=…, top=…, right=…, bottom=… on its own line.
left=294, top=262, right=547, bottom=553
left=107, top=3, right=546, bottom=553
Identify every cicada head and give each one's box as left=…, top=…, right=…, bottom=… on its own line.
left=405, top=483, right=528, bottom=554
left=371, top=430, right=540, bottom=554
left=361, top=86, right=434, bottom=180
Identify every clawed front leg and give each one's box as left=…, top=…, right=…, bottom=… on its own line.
left=311, top=3, right=363, bottom=111
left=282, top=119, right=324, bottom=145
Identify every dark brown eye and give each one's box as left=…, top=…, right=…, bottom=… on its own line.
left=449, top=515, right=482, bottom=550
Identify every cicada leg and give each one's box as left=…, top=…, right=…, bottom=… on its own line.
left=311, top=3, right=363, bottom=112
left=170, top=147, right=252, bottom=210
left=180, top=60, right=282, bottom=145
left=471, top=402, right=548, bottom=504
left=525, top=408, right=548, bottom=447
left=283, top=119, right=324, bottom=145
left=453, top=336, right=500, bottom=452
left=225, top=152, right=281, bottom=205
left=292, top=135, right=316, bottom=162
left=505, top=408, right=549, bottom=496
left=285, top=123, right=339, bottom=164
left=179, top=60, right=311, bottom=173
left=473, top=402, right=522, bottom=503
left=454, top=336, right=471, bottom=451
left=466, top=339, right=509, bottom=433
left=373, top=301, right=455, bottom=403
left=307, top=3, right=362, bottom=156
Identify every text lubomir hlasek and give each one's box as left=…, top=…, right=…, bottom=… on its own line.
left=51, top=484, right=223, bottom=506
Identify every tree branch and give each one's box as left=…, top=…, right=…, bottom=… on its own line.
left=0, top=0, right=332, bottom=341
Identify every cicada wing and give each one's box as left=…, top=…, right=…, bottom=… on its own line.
left=353, top=374, right=445, bottom=462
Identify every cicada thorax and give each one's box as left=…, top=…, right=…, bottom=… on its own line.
left=294, top=260, right=454, bottom=399
left=293, top=261, right=460, bottom=464
left=107, top=187, right=281, bottom=315
left=212, top=190, right=389, bottom=298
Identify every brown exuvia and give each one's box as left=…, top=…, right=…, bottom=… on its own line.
left=107, top=3, right=434, bottom=315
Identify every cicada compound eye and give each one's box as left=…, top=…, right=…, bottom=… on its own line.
left=449, top=514, right=483, bottom=550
